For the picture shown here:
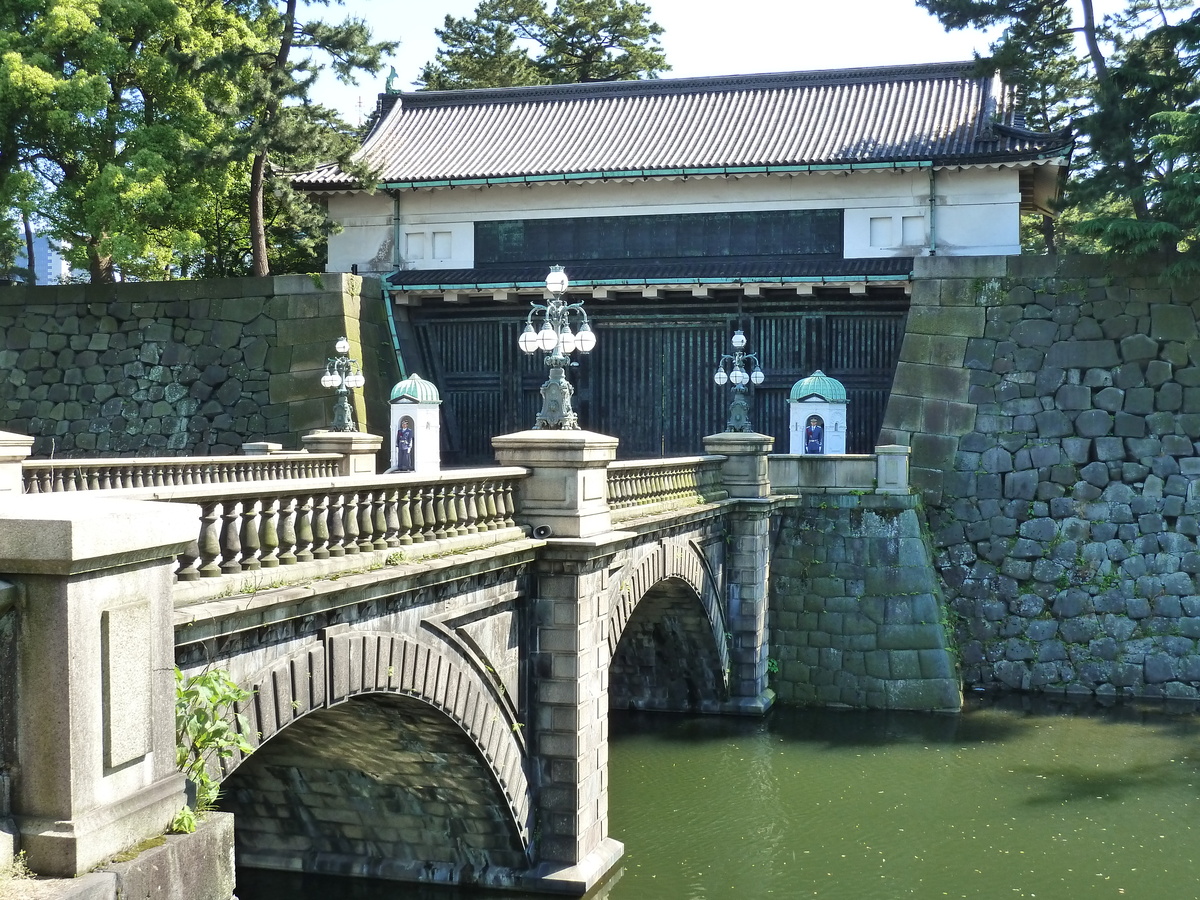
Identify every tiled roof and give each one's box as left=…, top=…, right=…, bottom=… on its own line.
left=386, top=257, right=914, bottom=290
left=296, top=62, right=1071, bottom=190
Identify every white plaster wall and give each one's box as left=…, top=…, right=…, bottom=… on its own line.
left=325, top=166, right=1024, bottom=275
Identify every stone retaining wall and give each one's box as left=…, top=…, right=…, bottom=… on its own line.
left=881, top=255, right=1200, bottom=700
left=0, top=274, right=397, bottom=457
left=770, top=493, right=961, bottom=710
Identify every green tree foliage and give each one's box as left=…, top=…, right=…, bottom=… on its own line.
left=917, top=1, right=1200, bottom=271
left=0, top=0, right=394, bottom=282
left=0, top=0, right=255, bottom=281
left=418, top=0, right=668, bottom=90
left=209, top=0, right=396, bottom=276
left=0, top=214, right=24, bottom=281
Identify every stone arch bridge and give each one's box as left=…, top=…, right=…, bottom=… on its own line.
left=0, top=428, right=930, bottom=895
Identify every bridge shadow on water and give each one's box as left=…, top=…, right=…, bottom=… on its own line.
left=612, top=690, right=1200, bottom=752
left=234, top=694, right=1200, bottom=900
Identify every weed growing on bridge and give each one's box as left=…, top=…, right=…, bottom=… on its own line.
left=172, top=667, right=255, bottom=831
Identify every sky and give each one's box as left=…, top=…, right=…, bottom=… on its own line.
left=305, top=0, right=1129, bottom=125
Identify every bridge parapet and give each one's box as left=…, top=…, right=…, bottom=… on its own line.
left=21, top=450, right=345, bottom=494
left=607, top=455, right=728, bottom=524
left=106, top=467, right=525, bottom=584
left=768, top=444, right=912, bottom=495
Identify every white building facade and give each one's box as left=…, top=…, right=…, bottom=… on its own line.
left=299, top=62, right=1069, bottom=295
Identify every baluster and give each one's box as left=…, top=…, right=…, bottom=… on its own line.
left=397, top=488, right=415, bottom=545
left=219, top=501, right=243, bottom=575
left=411, top=487, right=428, bottom=543
left=374, top=491, right=391, bottom=550
left=175, top=539, right=201, bottom=582
left=295, top=495, right=315, bottom=562
left=481, top=481, right=499, bottom=531
left=53, top=470, right=65, bottom=492
left=342, top=493, right=361, bottom=554
left=327, top=493, right=347, bottom=556
left=501, top=480, right=516, bottom=528
left=383, top=488, right=401, bottom=548
left=197, top=502, right=223, bottom=578
left=312, top=493, right=332, bottom=559
left=321, top=494, right=345, bottom=556
left=432, top=486, right=450, bottom=539
left=277, top=497, right=298, bottom=565
left=420, top=485, right=437, bottom=542
left=444, top=484, right=462, bottom=537
left=457, top=483, right=475, bottom=535
left=239, top=500, right=262, bottom=571
left=154, top=465, right=166, bottom=487
left=97, top=468, right=110, bottom=490
left=357, top=491, right=376, bottom=553
left=259, top=499, right=280, bottom=567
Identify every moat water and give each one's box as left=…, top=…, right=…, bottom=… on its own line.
left=236, top=696, right=1200, bottom=900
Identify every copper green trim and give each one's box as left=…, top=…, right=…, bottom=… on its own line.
left=380, top=160, right=936, bottom=191
left=391, top=272, right=913, bottom=291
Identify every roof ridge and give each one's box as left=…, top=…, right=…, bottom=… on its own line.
left=395, top=61, right=983, bottom=109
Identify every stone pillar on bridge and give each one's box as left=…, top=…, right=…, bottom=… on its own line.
left=492, top=430, right=626, bottom=894
left=300, top=429, right=384, bottom=476
left=0, top=430, right=32, bottom=493
left=0, top=494, right=198, bottom=876
left=703, top=431, right=776, bottom=714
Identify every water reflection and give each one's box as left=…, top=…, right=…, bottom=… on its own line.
left=236, top=695, right=1200, bottom=900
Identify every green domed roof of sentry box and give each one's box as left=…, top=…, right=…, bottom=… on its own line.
left=789, top=370, right=847, bottom=403
left=390, top=372, right=441, bottom=404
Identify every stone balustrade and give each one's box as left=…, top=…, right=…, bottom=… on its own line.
left=21, top=452, right=346, bottom=493
left=606, top=456, right=728, bottom=524
left=112, top=469, right=525, bottom=580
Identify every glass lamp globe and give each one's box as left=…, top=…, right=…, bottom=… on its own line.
left=558, top=325, right=576, bottom=354
left=320, top=371, right=340, bottom=389
left=545, top=266, right=569, bottom=295
left=346, top=373, right=365, bottom=389
left=537, top=321, right=557, bottom=352
left=731, top=330, right=747, bottom=351
left=335, top=337, right=350, bottom=354
left=576, top=322, right=596, bottom=353
left=518, top=324, right=539, bottom=354
left=713, top=369, right=729, bottom=386
left=751, top=367, right=765, bottom=385
left=731, top=366, right=749, bottom=386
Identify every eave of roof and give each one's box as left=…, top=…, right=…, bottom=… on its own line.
left=385, top=258, right=914, bottom=291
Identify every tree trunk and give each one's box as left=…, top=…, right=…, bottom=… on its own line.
left=249, top=151, right=270, bottom=277
left=1040, top=214, right=1057, bottom=255
left=87, top=237, right=117, bottom=283
left=248, top=0, right=299, bottom=277
left=22, top=210, right=35, bottom=285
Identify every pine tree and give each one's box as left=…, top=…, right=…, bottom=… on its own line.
left=418, top=0, right=668, bottom=91
left=918, top=0, right=1200, bottom=268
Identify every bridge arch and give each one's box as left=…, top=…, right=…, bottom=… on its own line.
left=605, top=536, right=730, bottom=712
left=207, top=628, right=533, bottom=884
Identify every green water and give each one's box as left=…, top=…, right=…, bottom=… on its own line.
left=237, top=697, right=1200, bottom=900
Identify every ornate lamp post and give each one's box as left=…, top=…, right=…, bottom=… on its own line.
left=320, top=336, right=366, bottom=432
left=518, top=266, right=597, bottom=429
left=713, top=328, right=765, bottom=432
